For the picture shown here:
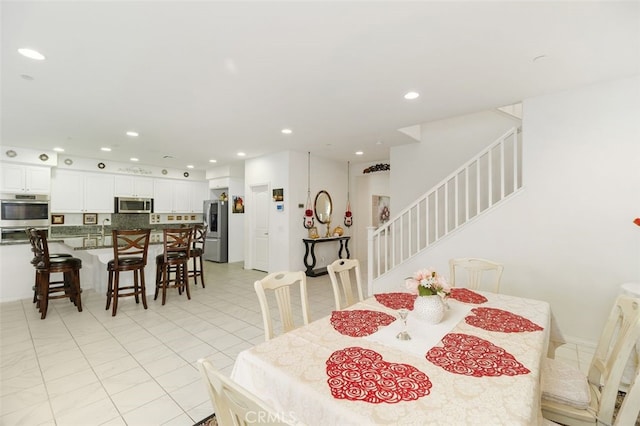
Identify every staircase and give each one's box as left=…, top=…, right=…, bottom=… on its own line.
left=367, top=127, right=523, bottom=293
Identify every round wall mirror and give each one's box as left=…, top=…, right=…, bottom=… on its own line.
left=314, top=190, right=333, bottom=224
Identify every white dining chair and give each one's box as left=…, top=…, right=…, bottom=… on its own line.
left=448, top=257, right=504, bottom=293
left=254, top=271, right=310, bottom=341
left=541, top=295, right=640, bottom=426
left=614, top=369, right=640, bottom=426
left=198, top=358, right=293, bottom=426
left=327, top=258, right=364, bottom=310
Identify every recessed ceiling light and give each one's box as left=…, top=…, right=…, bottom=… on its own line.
left=355, top=151, right=364, bottom=156
left=187, top=165, right=194, bottom=169
left=404, top=91, right=420, bottom=100
left=130, top=157, right=139, bottom=162
left=53, top=147, right=64, bottom=152
left=101, top=147, right=111, bottom=152
left=237, top=152, right=246, bottom=157
left=18, top=48, right=45, bottom=60
left=126, top=131, right=139, bottom=137
left=209, top=159, right=217, bottom=163
left=281, top=128, right=292, bottom=134
left=376, top=141, right=383, bottom=145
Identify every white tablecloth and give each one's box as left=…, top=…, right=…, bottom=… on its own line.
left=231, top=291, right=551, bottom=425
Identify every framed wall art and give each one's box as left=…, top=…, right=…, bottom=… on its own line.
left=83, top=213, right=98, bottom=225
left=372, top=195, right=390, bottom=227
left=52, top=214, right=65, bottom=225
left=233, top=196, right=245, bottom=213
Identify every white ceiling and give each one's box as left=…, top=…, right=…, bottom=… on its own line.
left=2, top=1, right=639, bottom=171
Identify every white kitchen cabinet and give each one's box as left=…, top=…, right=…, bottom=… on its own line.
left=114, top=175, right=154, bottom=198
left=51, top=170, right=114, bottom=213
left=190, top=181, right=209, bottom=213
left=153, top=178, right=207, bottom=213
left=0, top=164, right=51, bottom=193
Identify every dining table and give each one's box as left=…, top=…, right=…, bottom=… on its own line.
left=231, top=288, right=551, bottom=425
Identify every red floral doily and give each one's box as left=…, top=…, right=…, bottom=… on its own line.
left=330, top=310, right=396, bottom=337
left=426, top=333, right=530, bottom=377
left=465, top=307, right=543, bottom=333
left=374, top=293, right=416, bottom=310
left=326, top=347, right=432, bottom=403
left=449, top=288, right=488, bottom=304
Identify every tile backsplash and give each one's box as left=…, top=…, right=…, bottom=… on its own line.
left=49, top=213, right=203, bottom=237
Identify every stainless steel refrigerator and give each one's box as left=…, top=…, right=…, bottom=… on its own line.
left=203, top=200, right=228, bottom=262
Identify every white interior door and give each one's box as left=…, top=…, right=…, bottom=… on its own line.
left=251, top=184, right=269, bottom=272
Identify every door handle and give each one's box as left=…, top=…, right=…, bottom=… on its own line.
left=264, top=232, right=269, bottom=235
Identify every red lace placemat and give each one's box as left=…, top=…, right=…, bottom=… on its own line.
left=330, top=310, right=396, bottom=337
left=426, top=333, right=530, bottom=377
left=374, top=292, right=416, bottom=310
left=465, top=307, right=543, bottom=333
left=326, top=347, right=432, bottom=403
left=449, top=288, right=488, bottom=304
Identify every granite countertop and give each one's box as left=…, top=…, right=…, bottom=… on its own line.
left=60, top=231, right=164, bottom=250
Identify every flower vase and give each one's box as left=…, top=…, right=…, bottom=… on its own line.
left=413, top=295, right=445, bottom=324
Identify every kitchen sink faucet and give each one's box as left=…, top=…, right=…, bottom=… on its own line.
left=101, top=218, right=110, bottom=239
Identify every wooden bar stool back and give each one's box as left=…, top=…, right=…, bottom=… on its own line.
left=155, top=227, right=193, bottom=305
left=188, top=223, right=207, bottom=288
left=106, top=228, right=151, bottom=316
left=26, top=228, right=72, bottom=304
left=30, top=229, right=82, bottom=319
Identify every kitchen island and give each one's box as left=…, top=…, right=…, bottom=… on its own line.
left=60, top=232, right=165, bottom=296
left=0, top=232, right=167, bottom=302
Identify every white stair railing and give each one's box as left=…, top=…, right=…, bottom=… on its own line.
left=368, top=127, right=522, bottom=283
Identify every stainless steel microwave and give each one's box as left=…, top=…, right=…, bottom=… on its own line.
left=0, top=193, right=50, bottom=227
left=114, top=197, right=153, bottom=213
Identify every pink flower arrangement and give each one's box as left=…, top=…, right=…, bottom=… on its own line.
left=405, top=268, right=451, bottom=297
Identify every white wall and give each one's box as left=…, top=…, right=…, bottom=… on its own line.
left=380, top=76, right=640, bottom=344
left=353, top=168, right=390, bottom=262
left=244, top=151, right=348, bottom=273
left=390, top=110, right=520, bottom=211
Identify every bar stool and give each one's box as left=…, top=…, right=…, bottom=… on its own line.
left=188, top=224, right=207, bottom=288
left=26, top=228, right=72, bottom=304
left=30, top=229, right=82, bottom=319
left=106, top=228, right=151, bottom=316
left=155, top=227, right=193, bottom=305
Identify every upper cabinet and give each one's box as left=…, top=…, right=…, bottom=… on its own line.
left=0, top=164, right=51, bottom=193
left=51, top=170, right=114, bottom=213
left=114, top=175, right=154, bottom=198
left=190, top=181, right=209, bottom=213
left=153, top=179, right=208, bottom=213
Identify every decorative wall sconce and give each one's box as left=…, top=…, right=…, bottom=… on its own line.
left=303, top=152, right=315, bottom=229
left=344, top=161, right=353, bottom=227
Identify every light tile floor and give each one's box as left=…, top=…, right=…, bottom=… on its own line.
left=0, top=262, right=336, bottom=426
left=0, top=261, right=592, bottom=426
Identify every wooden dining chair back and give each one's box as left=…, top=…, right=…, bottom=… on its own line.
left=106, top=228, right=151, bottom=316
left=188, top=223, right=207, bottom=288
left=327, top=258, right=364, bottom=310
left=198, top=359, right=292, bottom=426
left=448, top=257, right=504, bottom=293
left=30, top=228, right=82, bottom=319
left=155, top=227, right=193, bottom=305
left=541, top=295, right=640, bottom=426
left=254, top=271, right=310, bottom=341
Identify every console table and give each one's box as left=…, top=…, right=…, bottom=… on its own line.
left=302, top=236, right=350, bottom=277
